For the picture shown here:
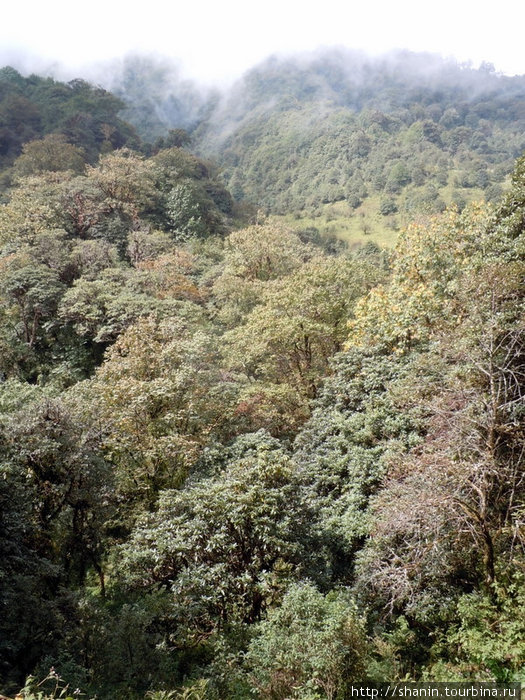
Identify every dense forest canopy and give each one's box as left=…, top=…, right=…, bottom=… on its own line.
left=0, top=67, right=140, bottom=172
left=0, top=52, right=524, bottom=699
left=195, top=51, right=525, bottom=231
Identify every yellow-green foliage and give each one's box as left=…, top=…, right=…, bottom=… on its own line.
left=347, top=203, right=493, bottom=352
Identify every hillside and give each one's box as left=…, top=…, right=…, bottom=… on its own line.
left=192, top=50, right=525, bottom=242
left=0, top=67, right=142, bottom=181
left=0, top=56, right=525, bottom=699
left=94, top=50, right=525, bottom=246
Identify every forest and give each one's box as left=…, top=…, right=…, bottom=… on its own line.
left=0, top=52, right=524, bottom=699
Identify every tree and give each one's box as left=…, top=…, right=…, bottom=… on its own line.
left=425, top=579, right=525, bottom=681
left=294, top=349, right=419, bottom=583
left=80, top=312, right=239, bottom=515
left=0, top=172, right=69, bottom=247
left=85, top=148, right=157, bottom=227
left=165, top=181, right=206, bottom=240
left=212, top=223, right=314, bottom=327
left=55, top=175, right=109, bottom=240
left=58, top=267, right=181, bottom=344
left=119, top=436, right=322, bottom=642
left=0, top=260, right=64, bottom=349
left=0, top=395, right=112, bottom=688
left=12, top=134, right=86, bottom=177
left=356, top=234, right=525, bottom=637
left=220, top=223, right=314, bottom=282
left=246, top=583, right=367, bottom=699
left=348, top=203, right=492, bottom=353
left=226, top=255, right=383, bottom=402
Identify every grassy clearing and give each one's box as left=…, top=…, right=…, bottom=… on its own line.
left=272, top=181, right=496, bottom=251
left=275, top=198, right=403, bottom=250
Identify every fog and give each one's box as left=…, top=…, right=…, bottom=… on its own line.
left=2, top=0, right=525, bottom=86
left=2, top=44, right=523, bottom=154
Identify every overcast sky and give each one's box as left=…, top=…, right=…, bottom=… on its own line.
left=2, top=0, right=525, bottom=84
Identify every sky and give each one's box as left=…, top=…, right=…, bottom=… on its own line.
left=2, top=0, right=525, bottom=84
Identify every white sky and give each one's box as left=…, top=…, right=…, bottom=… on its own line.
left=2, top=0, right=525, bottom=84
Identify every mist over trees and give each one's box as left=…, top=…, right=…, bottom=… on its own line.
left=75, top=49, right=525, bottom=243
left=0, top=50, right=525, bottom=699
left=103, top=54, right=214, bottom=142
left=196, top=50, right=525, bottom=218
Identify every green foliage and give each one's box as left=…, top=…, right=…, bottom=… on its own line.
left=379, top=197, right=398, bottom=215
left=146, top=682, right=209, bottom=700
left=211, top=222, right=316, bottom=327
left=493, top=152, right=525, bottom=241
left=79, top=311, right=237, bottom=516
left=0, top=133, right=236, bottom=382
left=3, top=55, right=525, bottom=699
left=423, top=575, right=525, bottom=682
left=197, top=51, right=525, bottom=225
left=225, top=255, right=383, bottom=407
left=14, top=668, right=88, bottom=700
left=352, top=168, right=525, bottom=670
left=2, top=396, right=112, bottom=584
left=58, top=266, right=185, bottom=343
left=294, top=349, right=420, bottom=581
left=119, top=437, right=322, bottom=638
left=165, top=181, right=207, bottom=240
left=13, top=134, right=86, bottom=177
left=0, top=261, right=65, bottom=348
left=246, top=582, right=368, bottom=699
left=220, top=223, right=313, bottom=282
left=0, top=67, right=138, bottom=176
left=347, top=203, right=494, bottom=353
left=146, top=147, right=232, bottom=238
left=0, top=396, right=112, bottom=693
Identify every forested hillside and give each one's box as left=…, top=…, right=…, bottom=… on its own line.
left=0, top=58, right=524, bottom=699
left=103, top=55, right=212, bottom=143
left=101, top=50, right=525, bottom=244
left=0, top=67, right=141, bottom=183
left=198, top=52, right=525, bottom=240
